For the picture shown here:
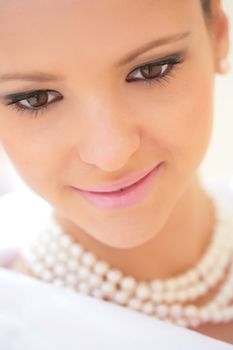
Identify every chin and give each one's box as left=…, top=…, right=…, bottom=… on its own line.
left=88, top=212, right=166, bottom=249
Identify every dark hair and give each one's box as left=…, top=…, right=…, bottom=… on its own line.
left=201, top=0, right=212, bottom=17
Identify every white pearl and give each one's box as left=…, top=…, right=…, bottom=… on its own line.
left=221, top=285, right=233, bottom=299
left=70, top=243, right=84, bottom=258
left=35, top=246, right=47, bottom=258
left=199, top=308, right=210, bottom=322
left=135, top=283, right=151, bottom=301
left=189, top=319, right=201, bottom=328
left=220, top=309, right=229, bottom=322
left=49, top=241, right=60, bottom=254
left=176, top=290, right=188, bottom=303
left=120, top=276, right=137, bottom=292
left=48, top=223, right=62, bottom=237
left=163, top=278, right=178, bottom=290
left=186, top=287, right=199, bottom=300
left=176, top=319, right=188, bottom=328
left=218, top=253, right=230, bottom=268
left=128, top=298, right=142, bottom=311
left=78, top=281, right=91, bottom=294
left=65, top=273, right=77, bottom=286
left=155, top=305, right=169, bottom=318
left=106, top=269, right=123, bottom=284
left=41, top=269, right=53, bottom=282
left=54, top=263, right=66, bottom=277
left=222, top=307, right=233, bottom=322
left=210, top=270, right=224, bottom=286
left=93, top=261, right=110, bottom=276
left=195, top=282, right=208, bottom=296
left=53, top=278, right=64, bottom=287
left=176, top=275, right=190, bottom=289
left=100, top=282, right=116, bottom=296
left=152, top=292, right=163, bottom=303
left=38, top=232, right=51, bottom=244
left=26, top=201, right=233, bottom=330
left=91, top=288, right=104, bottom=299
left=57, top=251, right=68, bottom=262
left=77, top=266, right=91, bottom=280
left=150, top=280, right=163, bottom=292
left=184, top=305, right=198, bottom=319
left=205, top=273, right=219, bottom=288
left=215, top=294, right=228, bottom=307
left=169, top=304, right=183, bottom=318
left=26, top=252, right=37, bottom=264
left=114, top=291, right=129, bottom=305
left=163, top=317, right=174, bottom=325
left=32, top=262, right=44, bottom=275
left=67, top=258, right=79, bottom=271
left=44, top=254, right=56, bottom=267
left=200, top=249, right=218, bottom=272
left=88, top=274, right=103, bottom=288
left=59, top=235, right=71, bottom=248
left=186, top=269, right=199, bottom=284
left=163, top=291, right=176, bottom=303
left=211, top=308, right=223, bottom=323
left=142, top=301, right=154, bottom=315
left=81, top=252, right=96, bottom=268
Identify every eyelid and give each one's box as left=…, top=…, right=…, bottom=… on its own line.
left=3, top=89, right=61, bottom=105
left=127, top=50, right=186, bottom=74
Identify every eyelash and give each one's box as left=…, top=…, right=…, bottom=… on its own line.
left=6, top=90, right=62, bottom=118
left=5, top=53, right=185, bottom=118
left=126, top=53, right=184, bottom=87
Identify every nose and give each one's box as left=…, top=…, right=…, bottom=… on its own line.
left=76, top=97, right=141, bottom=172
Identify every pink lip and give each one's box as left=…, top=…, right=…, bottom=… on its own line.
left=73, top=162, right=163, bottom=210
left=77, top=162, right=163, bottom=193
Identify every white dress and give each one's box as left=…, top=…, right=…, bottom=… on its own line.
left=0, top=175, right=233, bottom=349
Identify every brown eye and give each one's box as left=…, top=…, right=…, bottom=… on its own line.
left=140, top=64, right=167, bottom=79
left=6, top=89, right=63, bottom=117
left=127, top=63, right=170, bottom=82
left=18, top=90, right=58, bottom=109
left=26, top=91, right=49, bottom=108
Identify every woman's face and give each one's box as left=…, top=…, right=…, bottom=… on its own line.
left=0, top=0, right=228, bottom=248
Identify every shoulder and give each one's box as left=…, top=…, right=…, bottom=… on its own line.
left=0, top=190, right=52, bottom=255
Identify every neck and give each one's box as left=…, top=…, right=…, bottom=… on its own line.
left=53, top=174, right=216, bottom=281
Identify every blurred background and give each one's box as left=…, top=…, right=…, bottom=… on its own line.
left=0, top=0, right=233, bottom=197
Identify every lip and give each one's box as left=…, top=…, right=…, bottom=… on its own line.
left=73, top=162, right=163, bottom=210
left=77, top=162, right=163, bottom=193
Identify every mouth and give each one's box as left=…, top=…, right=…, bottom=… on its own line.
left=72, top=162, right=163, bottom=211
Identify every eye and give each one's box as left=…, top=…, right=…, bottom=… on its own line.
left=126, top=53, right=184, bottom=86
left=5, top=89, right=63, bottom=118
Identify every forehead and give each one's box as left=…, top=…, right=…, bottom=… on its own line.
left=0, top=0, right=196, bottom=73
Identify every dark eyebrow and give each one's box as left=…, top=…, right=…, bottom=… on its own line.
left=117, top=31, right=191, bottom=66
left=0, top=72, right=63, bottom=83
left=0, top=31, right=190, bottom=83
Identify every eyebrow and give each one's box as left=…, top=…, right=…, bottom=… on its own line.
left=117, top=31, right=191, bottom=66
left=0, top=72, right=62, bottom=83
left=0, top=31, right=190, bottom=83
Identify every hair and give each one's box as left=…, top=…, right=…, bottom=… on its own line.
left=201, top=0, right=215, bottom=27
left=201, top=0, right=213, bottom=19
left=202, top=0, right=212, bottom=13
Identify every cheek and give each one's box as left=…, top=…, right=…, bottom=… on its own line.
left=128, top=58, right=214, bottom=174
left=0, top=123, right=59, bottom=193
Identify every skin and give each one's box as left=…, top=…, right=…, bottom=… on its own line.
left=0, top=0, right=232, bottom=343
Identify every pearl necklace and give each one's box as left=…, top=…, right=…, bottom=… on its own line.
left=23, top=190, right=233, bottom=329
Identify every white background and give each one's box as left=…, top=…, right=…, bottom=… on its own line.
left=200, top=0, right=233, bottom=180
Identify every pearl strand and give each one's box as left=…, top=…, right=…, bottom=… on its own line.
left=23, top=191, right=233, bottom=329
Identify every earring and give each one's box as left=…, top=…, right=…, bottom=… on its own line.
left=218, top=58, right=231, bottom=74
